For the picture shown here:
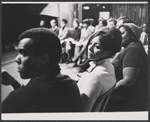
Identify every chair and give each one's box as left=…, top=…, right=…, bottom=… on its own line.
left=91, top=84, right=116, bottom=112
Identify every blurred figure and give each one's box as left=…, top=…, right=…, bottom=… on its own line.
left=76, top=19, right=92, bottom=64
left=58, top=19, right=70, bottom=63
left=95, top=17, right=107, bottom=32
left=107, top=18, right=117, bottom=29
left=50, top=19, right=59, bottom=35
left=58, top=19, right=69, bottom=41
left=116, top=16, right=133, bottom=28
left=40, top=20, right=46, bottom=27
left=107, top=23, right=148, bottom=111
left=65, top=19, right=81, bottom=64
left=77, top=28, right=122, bottom=112
left=89, top=18, right=95, bottom=34
left=140, top=22, right=148, bottom=54
left=140, top=22, right=148, bottom=45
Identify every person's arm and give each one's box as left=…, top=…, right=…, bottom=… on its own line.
left=115, top=67, right=140, bottom=90
left=2, top=69, right=21, bottom=90
left=114, top=47, right=142, bottom=90
left=78, top=74, right=100, bottom=112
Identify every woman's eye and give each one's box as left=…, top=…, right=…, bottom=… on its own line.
left=96, top=46, right=100, bottom=49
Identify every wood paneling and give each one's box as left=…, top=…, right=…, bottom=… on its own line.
left=111, top=4, right=148, bottom=26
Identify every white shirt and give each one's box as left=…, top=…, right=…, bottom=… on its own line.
left=77, top=58, right=116, bottom=111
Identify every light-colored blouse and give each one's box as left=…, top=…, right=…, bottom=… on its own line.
left=77, top=58, right=116, bottom=112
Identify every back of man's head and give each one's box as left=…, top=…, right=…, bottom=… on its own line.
left=18, top=28, right=62, bottom=63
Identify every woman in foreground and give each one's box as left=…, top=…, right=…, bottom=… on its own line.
left=77, top=28, right=122, bottom=112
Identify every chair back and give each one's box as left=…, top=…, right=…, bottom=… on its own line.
left=91, top=84, right=116, bottom=112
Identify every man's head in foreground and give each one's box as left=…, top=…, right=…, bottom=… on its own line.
left=15, top=28, right=62, bottom=79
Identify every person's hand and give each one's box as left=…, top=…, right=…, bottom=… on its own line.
left=2, top=69, right=15, bottom=86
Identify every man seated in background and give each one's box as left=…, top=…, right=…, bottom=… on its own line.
left=107, top=18, right=117, bottom=29
left=2, top=28, right=82, bottom=113
left=50, top=19, right=59, bottom=35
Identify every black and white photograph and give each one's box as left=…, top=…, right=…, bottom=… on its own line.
left=1, top=1, right=149, bottom=120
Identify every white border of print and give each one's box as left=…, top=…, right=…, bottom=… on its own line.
left=1, top=1, right=148, bottom=121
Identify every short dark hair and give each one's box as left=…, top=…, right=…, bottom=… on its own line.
left=82, top=19, right=90, bottom=26
left=98, top=18, right=107, bottom=26
left=87, top=28, right=122, bottom=56
left=107, top=18, right=117, bottom=25
left=117, top=16, right=134, bottom=24
left=73, top=18, right=80, bottom=26
left=61, top=19, right=68, bottom=24
left=18, top=28, right=62, bottom=63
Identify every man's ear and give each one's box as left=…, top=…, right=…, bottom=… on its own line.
left=38, top=53, right=50, bottom=66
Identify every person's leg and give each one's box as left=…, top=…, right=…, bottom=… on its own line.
left=72, top=45, right=81, bottom=66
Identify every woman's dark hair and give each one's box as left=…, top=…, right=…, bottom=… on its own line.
left=61, top=19, right=68, bottom=24
left=87, top=28, right=122, bottom=56
left=117, top=16, right=134, bottom=24
left=73, top=18, right=80, bottom=26
left=98, top=18, right=107, bottom=26
left=118, top=24, right=140, bottom=43
left=82, top=19, right=90, bottom=26
left=18, top=28, right=62, bottom=63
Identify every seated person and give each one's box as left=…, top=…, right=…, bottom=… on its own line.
left=140, top=22, right=148, bottom=54
left=89, top=18, right=95, bottom=34
left=95, top=17, right=107, bottom=32
left=65, top=19, right=81, bottom=63
left=2, top=28, right=82, bottom=113
left=107, top=23, right=148, bottom=111
left=74, top=19, right=92, bottom=64
left=58, top=19, right=70, bottom=63
left=58, top=19, right=69, bottom=43
left=50, top=19, right=59, bottom=35
left=116, top=16, right=133, bottom=29
left=77, top=28, right=122, bottom=112
left=107, top=18, right=117, bottom=29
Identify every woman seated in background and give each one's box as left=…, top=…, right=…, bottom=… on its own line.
left=95, top=17, right=107, bottom=32
left=77, top=28, right=122, bottom=112
left=58, top=19, right=69, bottom=63
left=65, top=19, right=81, bottom=63
left=107, top=23, right=148, bottom=111
left=73, top=19, right=92, bottom=65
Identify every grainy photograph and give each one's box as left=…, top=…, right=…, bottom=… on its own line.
left=1, top=1, right=148, bottom=120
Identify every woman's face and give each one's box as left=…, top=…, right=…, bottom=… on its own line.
left=83, top=23, right=88, bottom=28
left=116, top=19, right=123, bottom=28
left=60, top=21, right=66, bottom=28
left=88, top=36, right=102, bottom=60
left=73, top=21, right=78, bottom=28
left=98, top=21, right=103, bottom=28
left=119, top=26, right=131, bottom=47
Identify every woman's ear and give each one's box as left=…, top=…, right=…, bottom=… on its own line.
left=38, top=53, right=50, bottom=66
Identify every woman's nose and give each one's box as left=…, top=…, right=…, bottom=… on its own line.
left=88, top=44, right=93, bottom=53
left=15, top=54, right=21, bottom=64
